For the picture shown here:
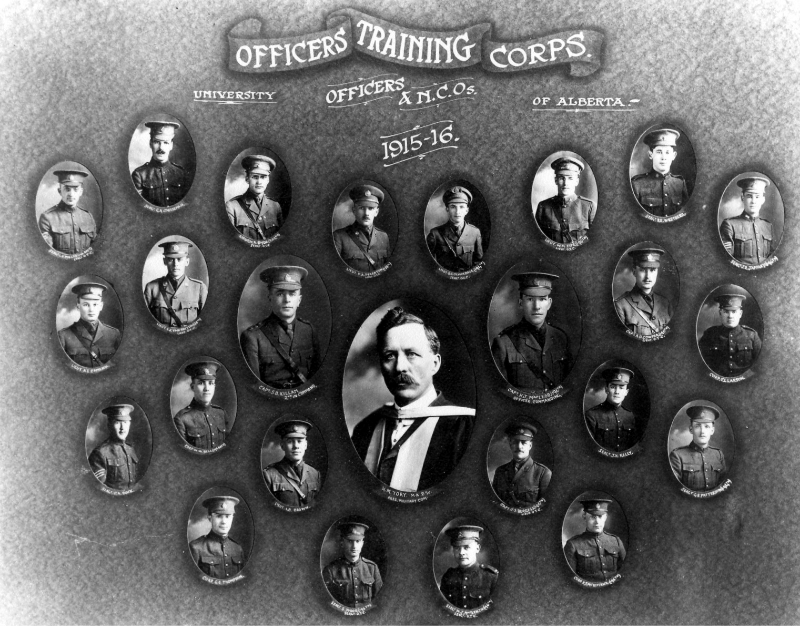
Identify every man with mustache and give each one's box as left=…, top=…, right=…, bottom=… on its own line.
left=491, top=422, right=551, bottom=508
left=439, top=525, right=498, bottom=610
left=332, top=184, right=391, bottom=272
left=189, top=496, right=245, bottom=579
left=173, top=361, right=231, bottom=451
left=584, top=367, right=640, bottom=452
left=535, top=156, right=595, bottom=243
left=350, top=307, right=475, bottom=492
left=38, top=168, right=97, bottom=255
left=631, top=128, right=689, bottom=216
left=698, top=292, right=762, bottom=377
left=131, top=120, right=190, bottom=207
left=88, top=403, right=139, bottom=491
left=225, top=154, right=284, bottom=241
left=614, top=247, right=672, bottom=337
left=262, top=419, right=321, bottom=508
left=143, top=240, right=207, bottom=327
left=564, top=497, right=626, bottom=582
left=720, top=176, right=774, bottom=265
left=426, top=186, right=484, bottom=272
left=58, top=281, right=121, bottom=368
left=669, top=405, right=726, bottom=492
left=322, top=522, right=383, bottom=607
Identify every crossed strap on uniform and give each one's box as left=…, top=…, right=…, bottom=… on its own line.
left=74, top=325, right=102, bottom=366
left=508, top=333, right=556, bottom=387
left=259, top=323, right=308, bottom=384
left=557, top=199, right=574, bottom=243
left=441, top=230, right=470, bottom=270
left=158, top=282, right=184, bottom=327
left=237, top=196, right=267, bottom=239
left=272, top=464, right=308, bottom=501
left=345, top=228, right=379, bottom=267
left=623, top=296, right=659, bottom=333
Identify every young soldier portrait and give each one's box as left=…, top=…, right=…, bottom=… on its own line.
left=563, top=495, right=628, bottom=583
left=261, top=418, right=325, bottom=509
left=488, top=419, right=552, bottom=509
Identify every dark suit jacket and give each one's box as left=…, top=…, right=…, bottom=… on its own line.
left=58, top=319, right=121, bottom=367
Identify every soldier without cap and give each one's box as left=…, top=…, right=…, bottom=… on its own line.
left=698, top=293, right=762, bottom=377
left=322, top=522, right=383, bottom=607
left=631, top=128, right=689, bottom=216
left=263, top=420, right=321, bottom=507
left=131, top=121, right=189, bottom=207
left=39, top=168, right=97, bottom=254
left=585, top=367, right=639, bottom=452
left=669, top=405, right=726, bottom=491
left=58, top=282, right=121, bottom=368
left=226, top=155, right=283, bottom=240
left=189, top=496, right=245, bottom=579
left=143, top=240, right=207, bottom=327
left=614, top=248, right=672, bottom=337
left=173, top=362, right=231, bottom=450
left=88, top=404, right=139, bottom=490
left=426, top=186, right=484, bottom=272
left=491, top=422, right=551, bottom=508
left=332, top=185, right=391, bottom=272
left=720, top=176, right=774, bottom=265
left=564, top=498, right=626, bottom=582
left=440, top=526, right=498, bottom=610
left=535, top=157, right=595, bottom=243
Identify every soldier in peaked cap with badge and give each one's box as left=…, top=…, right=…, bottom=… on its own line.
left=189, top=496, right=245, bottom=579
left=38, top=168, right=97, bottom=255
left=614, top=247, right=673, bottom=337
left=88, top=404, right=139, bottom=490
left=631, top=128, right=690, bottom=216
left=225, top=154, right=284, bottom=241
left=263, top=419, right=321, bottom=508
left=699, top=291, right=762, bottom=377
left=535, top=156, right=596, bottom=243
left=491, top=422, right=551, bottom=508
left=440, top=525, right=499, bottom=609
left=564, top=498, right=626, bottom=582
left=173, top=362, right=231, bottom=451
left=332, top=184, right=391, bottom=272
left=426, top=186, right=484, bottom=272
left=585, top=367, right=640, bottom=452
left=143, top=240, right=207, bottom=327
left=669, top=405, right=726, bottom=491
left=240, top=265, right=319, bottom=388
left=131, top=120, right=190, bottom=207
left=491, top=272, right=573, bottom=392
left=322, top=522, right=383, bottom=607
left=58, top=281, right=121, bottom=368
left=720, top=176, right=774, bottom=265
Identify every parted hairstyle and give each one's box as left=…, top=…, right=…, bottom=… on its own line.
left=376, top=307, right=441, bottom=356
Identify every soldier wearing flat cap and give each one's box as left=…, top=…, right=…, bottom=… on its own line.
left=585, top=367, right=639, bottom=452
left=440, top=526, right=498, bottom=609
left=535, top=157, right=596, bottom=243
left=58, top=282, right=121, bottom=368
left=39, top=168, right=97, bottom=254
left=189, top=496, right=245, bottom=579
left=699, top=292, right=762, bottom=377
left=131, top=121, right=190, bottom=207
left=226, top=155, right=283, bottom=241
left=492, top=422, right=551, bottom=508
left=333, top=185, right=391, bottom=272
left=670, top=405, right=726, bottom=491
left=173, top=362, right=231, bottom=450
left=240, top=265, right=319, bottom=388
left=427, top=186, right=484, bottom=272
left=614, top=248, right=673, bottom=337
left=88, top=404, right=139, bottom=490
left=631, top=128, right=689, bottom=216
left=491, top=272, right=573, bottom=392
left=720, top=176, right=774, bottom=265
left=564, top=498, right=626, bottom=582
left=263, top=420, right=321, bottom=507
left=143, top=240, right=207, bottom=327
left=322, top=522, right=383, bottom=607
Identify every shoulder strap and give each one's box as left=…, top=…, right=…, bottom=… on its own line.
left=345, top=228, right=378, bottom=267
left=259, top=323, right=308, bottom=384
left=237, top=196, right=266, bottom=239
left=73, top=327, right=102, bottom=366
left=624, top=296, right=659, bottom=332
left=158, top=281, right=184, bottom=327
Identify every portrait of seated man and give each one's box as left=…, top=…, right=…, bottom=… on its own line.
left=332, top=184, right=391, bottom=273
left=38, top=167, right=97, bottom=255
left=173, top=361, right=232, bottom=450
left=57, top=281, right=121, bottom=368
left=88, top=404, right=140, bottom=491
left=719, top=176, right=775, bottom=266
left=630, top=128, right=690, bottom=216
left=614, top=247, right=673, bottom=337
left=262, top=419, right=322, bottom=508
left=490, top=421, right=551, bottom=508
left=698, top=291, right=762, bottom=378
left=584, top=367, right=641, bottom=453
left=143, top=239, right=207, bottom=328
left=563, top=497, right=626, bottom=582
left=534, top=156, right=595, bottom=244
left=426, top=185, right=484, bottom=272
left=322, top=522, right=383, bottom=608
left=225, top=154, right=284, bottom=241
left=131, top=120, right=193, bottom=207
left=669, top=405, right=727, bottom=492
left=189, top=496, right=246, bottom=580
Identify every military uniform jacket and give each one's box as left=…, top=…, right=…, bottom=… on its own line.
left=720, top=213, right=773, bottom=265
left=322, top=557, right=383, bottom=607
left=614, top=288, right=672, bottom=337
left=189, top=532, right=244, bottom=579
left=240, top=314, right=320, bottom=388
left=491, top=456, right=551, bottom=507
left=491, top=320, right=572, bottom=391
left=565, top=531, right=626, bottom=582
left=351, top=393, right=475, bottom=491
left=670, top=442, right=726, bottom=491
left=263, top=458, right=321, bottom=507
left=58, top=319, right=121, bottom=368
left=38, top=202, right=97, bottom=254
left=131, top=159, right=189, bottom=207
left=631, top=169, right=689, bottom=216
left=535, top=194, right=595, bottom=243
left=88, top=438, right=138, bottom=490
left=332, top=224, right=390, bottom=272
left=426, top=222, right=483, bottom=271
left=585, top=401, right=639, bottom=452
left=440, top=562, right=498, bottom=610
left=225, top=191, right=283, bottom=240
left=173, top=399, right=229, bottom=449
left=699, top=324, right=762, bottom=377
left=143, top=275, right=206, bottom=326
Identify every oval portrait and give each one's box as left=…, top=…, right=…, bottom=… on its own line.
left=434, top=517, right=500, bottom=613
left=141, top=235, right=208, bottom=334
left=562, top=490, right=628, bottom=586
left=170, top=357, right=237, bottom=454
left=583, top=359, right=650, bottom=457
left=488, top=259, right=581, bottom=401
left=85, top=396, right=151, bottom=495
left=56, top=274, right=123, bottom=372
left=127, top=113, right=196, bottom=211
left=35, top=160, right=103, bottom=259
left=668, top=400, right=734, bottom=497
left=261, top=414, right=328, bottom=511
left=487, top=417, right=553, bottom=513
left=187, top=487, right=253, bottom=584
left=343, top=298, right=476, bottom=500
left=629, top=123, right=696, bottom=219
left=696, top=284, right=763, bottom=380
left=223, top=146, right=292, bottom=245
left=424, top=179, right=491, bottom=277
left=331, top=180, right=398, bottom=277
left=717, top=171, right=784, bottom=268
left=320, top=515, right=386, bottom=612
left=531, top=151, right=597, bottom=250
left=612, top=241, right=679, bottom=341
left=237, top=255, right=331, bottom=396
